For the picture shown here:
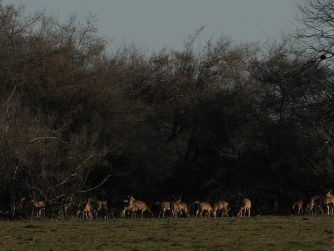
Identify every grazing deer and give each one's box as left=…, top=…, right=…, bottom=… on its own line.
left=155, top=201, right=171, bottom=218
left=323, top=192, right=334, bottom=215
left=33, top=200, right=46, bottom=219
left=305, top=195, right=322, bottom=215
left=194, top=201, right=213, bottom=218
left=125, top=196, right=153, bottom=218
left=172, top=198, right=190, bottom=218
left=292, top=199, right=304, bottom=215
left=213, top=200, right=230, bottom=217
left=96, top=200, right=109, bottom=219
left=237, top=198, right=251, bottom=217
left=59, top=203, right=70, bottom=219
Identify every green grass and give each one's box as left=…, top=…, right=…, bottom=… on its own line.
left=0, top=216, right=333, bottom=250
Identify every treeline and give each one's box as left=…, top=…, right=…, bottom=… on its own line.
left=0, top=2, right=334, bottom=215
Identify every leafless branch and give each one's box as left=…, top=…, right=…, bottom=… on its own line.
left=78, top=175, right=111, bottom=193
left=29, top=137, right=59, bottom=143
left=56, top=154, right=94, bottom=187
left=4, top=85, right=16, bottom=107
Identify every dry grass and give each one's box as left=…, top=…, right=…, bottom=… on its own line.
left=0, top=216, right=333, bottom=250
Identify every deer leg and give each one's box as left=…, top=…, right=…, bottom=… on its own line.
left=195, top=210, right=199, bottom=218
left=38, top=208, right=42, bottom=219
left=76, top=210, right=81, bottom=219
left=65, top=208, right=69, bottom=218
left=121, top=209, right=126, bottom=218
left=238, top=209, right=242, bottom=217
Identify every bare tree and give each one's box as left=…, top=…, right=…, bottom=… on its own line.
left=297, top=0, right=334, bottom=62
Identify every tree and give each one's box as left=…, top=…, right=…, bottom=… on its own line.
left=297, top=0, right=334, bottom=63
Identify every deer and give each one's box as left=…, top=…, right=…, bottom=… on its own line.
left=96, top=200, right=109, bottom=219
left=10, top=197, right=28, bottom=219
left=83, top=199, right=95, bottom=220
left=124, top=196, right=153, bottom=218
left=305, top=195, right=322, bottom=215
left=75, top=201, right=86, bottom=219
left=172, top=198, right=190, bottom=218
left=194, top=201, right=213, bottom=218
left=121, top=199, right=131, bottom=218
left=17, top=197, right=26, bottom=212
left=292, top=199, right=304, bottom=215
left=213, top=200, right=230, bottom=217
left=12, top=197, right=27, bottom=217
left=59, top=203, right=70, bottom=219
left=237, top=198, right=251, bottom=217
left=323, top=192, right=334, bottom=215
left=120, top=198, right=139, bottom=218
left=33, top=200, right=46, bottom=219
left=155, top=201, right=171, bottom=218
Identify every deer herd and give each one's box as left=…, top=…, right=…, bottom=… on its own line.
left=11, top=190, right=334, bottom=220
left=292, top=191, right=334, bottom=216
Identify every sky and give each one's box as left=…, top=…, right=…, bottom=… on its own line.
left=5, top=0, right=298, bottom=52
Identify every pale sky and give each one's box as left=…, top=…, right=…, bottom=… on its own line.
left=5, top=0, right=298, bottom=51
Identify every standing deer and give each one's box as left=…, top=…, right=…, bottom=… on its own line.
left=121, top=199, right=131, bottom=218
left=194, top=201, right=213, bottom=218
left=33, top=200, right=46, bottom=219
left=237, top=198, right=251, bottom=217
left=292, top=199, right=304, bottom=215
left=155, top=201, right=171, bottom=218
left=124, top=196, right=152, bottom=218
left=83, top=199, right=95, bottom=220
left=96, top=200, right=109, bottom=219
left=323, top=192, right=334, bottom=215
left=17, top=197, right=26, bottom=212
left=59, top=203, right=70, bottom=219
left=172, top=198, right=190, bottom=218
left=305, top=195, right=322, bottom=215
left=213, top=200, right=230, bottom=217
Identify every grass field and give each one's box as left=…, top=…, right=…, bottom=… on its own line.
left=0, top=216, right=333, bottom=250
